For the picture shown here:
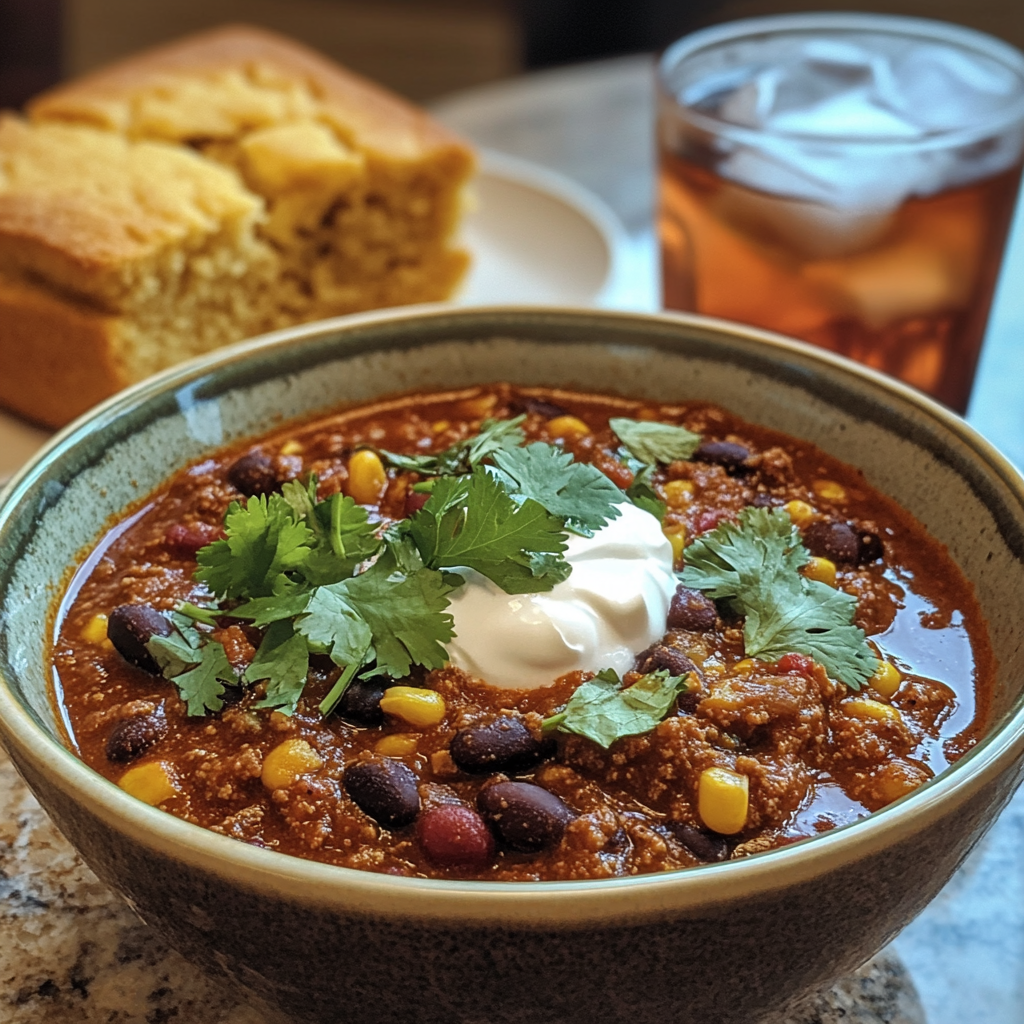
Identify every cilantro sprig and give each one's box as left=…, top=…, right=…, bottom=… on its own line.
left=681, top=507, right=878, bottom=688
left=145, top=613, right=237, bottom=716
left=610, top=417, right=702, bottom=522
left=377, top=415, right=526, bottom=476
left=542, top=668, right=694, bottom=748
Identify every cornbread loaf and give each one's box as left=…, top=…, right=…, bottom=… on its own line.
left=0, top=25, right=475, bottom=427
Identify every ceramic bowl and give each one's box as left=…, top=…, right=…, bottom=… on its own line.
left=2, top=306, right=1024, bottom=1024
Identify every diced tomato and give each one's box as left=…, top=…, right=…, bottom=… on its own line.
left=777, top=653, right=815, bottom=677
left=404, top=488, right=430, bottom=516
left=693, top=509, right=735, bottom=535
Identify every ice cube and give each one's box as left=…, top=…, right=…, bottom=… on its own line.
left=885, top=43, right=1022, bottom=133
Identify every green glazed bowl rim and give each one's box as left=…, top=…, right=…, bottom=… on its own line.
left=2, top=303, right=1024, bottom=926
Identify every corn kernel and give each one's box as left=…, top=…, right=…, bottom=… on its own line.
left=279, top=439, right=304, bottom=456
left=380, top=686, right=447, bottom=728
left=663, top=479, right=695, bottom=509
left=869, top=661, right=903, bottom=701
left=261, top=738, right=323, bottom=791
left=845, top=698, right=901, bottom=723
left=119, top=761, right=179, bottom=806
left=813, top=479, right=847, bottom=502
left=346, top=449, right=387, bottom=505
left=784, top=500, right=818, bottom=528
left=663, top=523, right=686, bottom=567
left=431, top=420, right=450, bottom=433
left=733, top=658, right=757, bottom=675
left=81, top=613, right=110, bottom=646
left=803, top=556, right=837, bottom=587
left=698, top=767, right=749, bottom=835
left=375, top=733, right=419, bottom=756
left=546, top=415, right=591, bottom=439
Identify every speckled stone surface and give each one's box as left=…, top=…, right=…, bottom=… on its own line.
left=0, top=742, right=925, bottom=1024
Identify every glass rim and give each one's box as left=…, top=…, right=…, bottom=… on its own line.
left=658, top=12, right=1024, bottom=152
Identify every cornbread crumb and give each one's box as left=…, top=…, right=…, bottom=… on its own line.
left=0, top=25, right=474, bottom=427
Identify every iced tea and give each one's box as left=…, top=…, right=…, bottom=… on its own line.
left=658, top=15, right=1024, bottom=412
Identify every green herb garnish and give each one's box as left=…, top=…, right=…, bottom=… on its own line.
left=610, top=417, right=701, bottom=466
left=542, top=668, right=694, bottom=748
left=681, top=507, right=878, bottom=688
left=407, top=466, right=571, bottom=593
left=146, top=613, right=237, bottom=716
left=490, top=442, right=623, bottom=537
left=377, top=415, right=526, bottom=476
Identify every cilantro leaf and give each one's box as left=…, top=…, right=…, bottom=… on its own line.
left=331, top=547, right=457, bottom=679
left=681, top=507, right=877, bottom=688
left=610, top=418, right=701, bottom=465
left=378, top=415, right=526, bottom=477
left=297, top=586, right=373, bottom=668
left=490, top=442, right=624, bottom=537
left=543, top=668, right=693, bottom=748
left=408, top=467, right=570, bottom=593
left=625, top=462, right=666, bottom=521
left=146, top=617, right=236, bottom=716
left=230, top=590, right=313, bottom=627
left=196, top=494, right=314, bottom=599
left=301, top=492, right=381, bottom=587
left=245, top=620, right=310, bottom=714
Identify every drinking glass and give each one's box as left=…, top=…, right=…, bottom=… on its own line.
left=658, top=14, right=1024, bottom=412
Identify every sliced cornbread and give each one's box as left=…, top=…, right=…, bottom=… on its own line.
left=0, top=25, right=474, bottom=427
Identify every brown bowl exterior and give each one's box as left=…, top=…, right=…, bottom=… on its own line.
left=2, top=306, right=1024, bottom=1024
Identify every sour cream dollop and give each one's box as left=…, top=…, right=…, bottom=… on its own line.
left=446, top=502, right=677, bottom=689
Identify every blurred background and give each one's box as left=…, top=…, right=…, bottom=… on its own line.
left=1, top=0, right=1020, bottom=107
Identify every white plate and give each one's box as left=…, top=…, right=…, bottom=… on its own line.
left=0, top=155, right=625, bottom=483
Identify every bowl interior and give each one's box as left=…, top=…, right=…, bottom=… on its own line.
left=3, top=306, right=1024, bottom=831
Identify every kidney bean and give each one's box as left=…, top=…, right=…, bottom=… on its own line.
left=227, top=452, right=279, bottom=497
left=450, top=717, right=550, bottom=774
left=512, top=396, right=567, bottom=419
left=337, top=678, right=388, bottom=727
left=164, top=521, right=225, bottom=557
left=802, top=520, right=859, bottom=564
left=478, top=781, right=574, bottom=853
left=667, top=586, right=717, bottom=632
left=635, top=643, right=697, bottom=678
left=776, top=653, right=816, bottom=678
left=343, top=757, right=420, bottom=828
left=418, top=804, right=495, bottom=868
left=107, top=605, right=173, bottom=674
left=693, top=508, right=734, bottom=535
left=105, top=712, right=168, bottom=763
left=856, top=531, right=885, bottom=565
left=693, top=440, right=751, bottom=473
left=666, top=821, right=730, bottom=862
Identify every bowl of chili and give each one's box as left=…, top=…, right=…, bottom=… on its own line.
left=1, top=305, right=1023, bottom=1024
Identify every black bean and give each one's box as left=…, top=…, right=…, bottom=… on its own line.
left=803, top=520, right=859, bottom=564
left=343, top=757, right=420, bottom=828
left=667, top=586, right=718, bottom=632
left=107, top=605, right=173, bottom=674
left=693, top=440, right=751, bottom=473
left=227, top=452, right=279, bottom=497
left=635, top=643, right=697, bottom=678
left=676, top=690, right=700, bottom=716
left=750, top=492, right=779, bottom=508
left=105, top=712, right=168, bottom=763
left=337, top=678, right=387, bottom=727
left=856, top=531, right=885, bottom=565
left=477, top=781, right=574, bottom=852
left=450, top=717, right=550, bottom=774
left=665, top=821, right=730, bottom=862
left=512, top=396, right=567, bottom=419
